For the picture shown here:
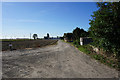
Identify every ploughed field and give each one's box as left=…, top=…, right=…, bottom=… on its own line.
left=2, top=39, right=58, bottom=51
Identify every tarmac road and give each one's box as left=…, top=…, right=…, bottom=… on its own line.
left=2, top=40, right=119, bottom=78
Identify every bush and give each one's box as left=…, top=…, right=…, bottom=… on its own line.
left=73, top=40, right=80, bottom=48
left=89, top=2, right=120, bottom=59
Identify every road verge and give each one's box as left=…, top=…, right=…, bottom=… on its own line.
left=62, top=40, right=119, bottom=71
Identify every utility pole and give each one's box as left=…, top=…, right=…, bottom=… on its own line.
left=4, top=35, right=6, bottom=39
left=11, top=36, right=12, bottom=39
left=24, top=35, right=25, bottom=41
left=30, top=33, right=31, bottom=40
left=14, top=36, right=16, bottom=39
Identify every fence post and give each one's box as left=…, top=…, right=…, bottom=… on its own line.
left=80, top=37, right=83, bottom=45
left=9, top=43, right=12, bottom=51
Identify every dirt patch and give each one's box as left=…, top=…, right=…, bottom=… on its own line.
left=2, top=39, right=58, bottom=51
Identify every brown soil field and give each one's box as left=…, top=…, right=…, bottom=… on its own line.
left=1, top=39, right=58, bottom=51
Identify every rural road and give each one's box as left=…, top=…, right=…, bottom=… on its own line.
left=2, top=40, right=119, bottom=78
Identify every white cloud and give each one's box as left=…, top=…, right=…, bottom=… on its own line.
left=2, top=0, right=119, bottom=2
left=2, top=3, right=15, bottom=6
left=2, top=0, right=96, bottom=2
left=17, top=19, right=41, bottom=23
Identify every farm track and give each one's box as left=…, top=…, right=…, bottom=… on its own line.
left=2, top=40, right=119, bottom=78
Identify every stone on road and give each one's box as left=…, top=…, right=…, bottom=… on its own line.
left=2, top=40, right=119, bottom=78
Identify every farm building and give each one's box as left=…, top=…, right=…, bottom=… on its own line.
left=64, top=33, right=73, bottom=42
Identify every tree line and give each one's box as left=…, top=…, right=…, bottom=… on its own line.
left=64, top=2, right=120, bottom=61
left=64, top=27, right=89, bottom=43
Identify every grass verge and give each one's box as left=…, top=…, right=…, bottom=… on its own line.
left=63, top=40, right=119, bottom=70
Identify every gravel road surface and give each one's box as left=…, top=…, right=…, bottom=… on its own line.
left=2, top=40, right=119, bottom=78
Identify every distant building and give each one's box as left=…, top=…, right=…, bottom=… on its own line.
left=44, top=33, right=50, bottom=39
left=64, top=33, right=73, bottom=42
left=16, top=38, right=29, bottom=39
left=44, top=36, right=49, bottom=39
left=44, top=33, right=61, bottom=40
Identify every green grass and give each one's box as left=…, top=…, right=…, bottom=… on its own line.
left=72, top=40, right=91, bottom=54
left=78, top=46, right=91, bottom=54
